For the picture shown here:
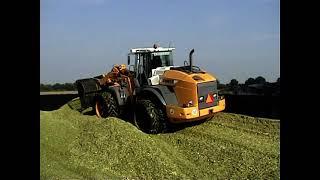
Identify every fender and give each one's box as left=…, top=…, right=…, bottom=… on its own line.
left=141, top=85, right=178, bottom=106
left=107, top=86, right=122, bottom=106
left=141, top=88, right=166, bottom=106
left=106, top=85, right=130, bottom=106
left=76, top=78, right=129, bottom=109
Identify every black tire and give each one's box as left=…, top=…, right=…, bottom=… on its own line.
left=135, top=98, right=168, bottom=134
left=95, top=91, right=120, bottom=118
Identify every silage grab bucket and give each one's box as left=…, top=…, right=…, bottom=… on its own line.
left=75, top=78, right=101, bottom=110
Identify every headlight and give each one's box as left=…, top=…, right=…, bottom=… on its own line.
left=159, top=77, right=178, bottom=86
left=199, top=96, right=204, bottom=103
left=192, top=109, right=198, bottom=115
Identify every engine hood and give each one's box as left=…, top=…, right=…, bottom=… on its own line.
left=161, top=69, right=217, bottom=84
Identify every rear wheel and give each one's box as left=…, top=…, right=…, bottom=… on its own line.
left=135, top=98, right=168, bottom=134
left=95, top=91, right=119, bottom=118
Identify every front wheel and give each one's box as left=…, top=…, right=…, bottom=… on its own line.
left=95, top=91, right=120, bottom=118
left=135, top=99, right=168, bottom=134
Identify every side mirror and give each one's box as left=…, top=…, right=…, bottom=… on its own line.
left=127, top=55, right=130, bottom=65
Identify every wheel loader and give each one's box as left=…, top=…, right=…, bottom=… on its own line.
left=75, top=44, right=225, bottom=134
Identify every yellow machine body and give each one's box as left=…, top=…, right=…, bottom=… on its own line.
left=160, top=69, right=225, bottom=123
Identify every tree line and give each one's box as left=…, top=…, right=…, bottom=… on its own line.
left=40, top=76, right=280, bottom=95
left=218, top=76, right=280, bottom=96
left=40, top=83, right=76, bottom=91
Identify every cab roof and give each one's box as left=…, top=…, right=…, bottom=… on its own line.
left=130, top=47, right=175, bottom=54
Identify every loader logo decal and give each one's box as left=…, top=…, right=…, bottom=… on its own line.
left=206, top=94, right=214, bottom=104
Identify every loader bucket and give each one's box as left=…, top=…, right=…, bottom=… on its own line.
left=75, top=78, right=101, bottom=110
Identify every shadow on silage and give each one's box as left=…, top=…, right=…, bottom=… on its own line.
left=40, top=93, right=78, bottom=111
left=66, top=98, right=206, bottom=134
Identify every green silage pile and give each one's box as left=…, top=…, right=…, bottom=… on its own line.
left=40, top=99, right=280, bottom=179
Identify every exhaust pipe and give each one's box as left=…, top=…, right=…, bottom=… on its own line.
left=189, top=49, right=194, bottom=72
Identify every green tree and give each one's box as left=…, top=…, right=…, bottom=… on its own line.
left=245, top=78, right=255, bottom=86
left=40, top=83, right=76, bottom=91
left=217, top=79, right=227, bottom=90
left=255, top=76, right=266, bottom=84
left=229, top=79, right=239, bottom=87
left=52, top=83, right=62, bottom=91
left=64, top=83, right=76, bottom=91
left=227, top=79, right=239, bottom=94
left=40, top=84, right=52, bottom=91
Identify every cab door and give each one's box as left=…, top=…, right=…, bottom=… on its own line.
left=134, top=53, right=151, bottom=86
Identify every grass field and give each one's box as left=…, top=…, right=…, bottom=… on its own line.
left=40, top=98, right=280, bottom=179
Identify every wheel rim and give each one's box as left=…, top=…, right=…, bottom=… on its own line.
left=95, top=99, right=106, bottom=118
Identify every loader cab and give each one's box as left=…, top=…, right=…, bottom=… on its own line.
left=128, top=46, right=175, bottom=86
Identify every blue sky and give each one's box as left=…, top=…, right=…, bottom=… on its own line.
left=40, top=0, right=279, bottom=84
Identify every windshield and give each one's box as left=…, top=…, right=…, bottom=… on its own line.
left=133, top=51, right=174, bottom=79
left=151, top=51, right=173, bottom=67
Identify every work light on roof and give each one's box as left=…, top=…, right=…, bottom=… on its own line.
left=153, top=44, right=159, bottom=49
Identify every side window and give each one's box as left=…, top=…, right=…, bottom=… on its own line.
left=139, top=54, right=144, bottom=74
left=142, top=53, right=152, bottom=78
left=134, top=53, right=145, bottom=78
left=134, top=54, right=139, bottom=77
left=133, top=53, right=154, bottom=85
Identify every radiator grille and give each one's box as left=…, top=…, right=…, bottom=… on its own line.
left=197, top=81, right=219, bottom=109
